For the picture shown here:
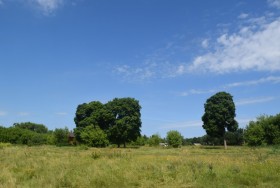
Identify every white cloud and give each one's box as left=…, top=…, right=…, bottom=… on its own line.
left=188, top=17, right=280, bottom=73
left=180, top=76, right=280, bottom=97
left=160, top=120, right=202, bottom=129
left=236, top=96, right=276, bottom=106
left=268, top=0, right=280, bottom=9
left=30, top=0, right=64, bottom=15
left=201, top=39, right=209, bottom=48
left=226, top=76, right=280, bottom=88
left=238, top=13, right=249, bottom=19
left=179, top=89, right=216, bottom=96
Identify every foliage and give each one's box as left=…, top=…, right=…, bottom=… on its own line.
left=13, top=122, right=48, bottom=133
left=74, top=97, right=142, bottom=147
left=106, top=98, right=142, bottom=147
left=53, top=127, right=69, bottom=146
left=80, top=125, right=109, bottom=147
left=244, top=114, right=280, bottom=146
left=166, top=130, right=183, bottom=148
left=225, top=128, right=244, bottom=145
left=202, top=91, right=238, bottom=148
left=131, top=135, right=148, bottom=146
left=147, top=134, right=162, bottom=146
left=0, top=126, right=48, bottom=145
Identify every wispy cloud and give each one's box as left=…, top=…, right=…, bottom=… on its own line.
left=56, top=112, right=68, bottom=116
left=225, top=76, right=280, bottom=88
left=160, top=120, right=202, bottom=129
left=189, top=15, right=280, bottom=73
left=115, top=62, right=187, bottom=82
left=29, top=0, right=64, bottom=15
left=268, top=0, right=280, bottom=9
left=18, top=112, right=30, bottom=116
left=180, top=76, right=280, bottom=97
left=238, top=13, right=249, bottom=19
left=179, top=89, right=217, bottom=97
left=0, top=111, right=7, bottom=116
left=201, top=39, right=209, bottom=49
left=236, top=96, right=276, bottom=106
left=1, top=0, right=78, bottom=16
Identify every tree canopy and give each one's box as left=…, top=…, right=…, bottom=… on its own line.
left=202, top=92, right=238, bottom=149
left=13, top=122, right=48, bottom=134
left=74, top=97, right=142, bottom=147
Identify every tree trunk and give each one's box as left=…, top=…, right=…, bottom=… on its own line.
left=223, top=137, right=227, bottom=150
left=123, top=142, right=126, bottom=148
left=117, top=143, right=120, bottom=148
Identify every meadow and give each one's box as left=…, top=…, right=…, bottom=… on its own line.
left=0, top=144, right=280, bottom=188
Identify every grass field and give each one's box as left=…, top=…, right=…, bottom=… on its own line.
left=1, top=144, right=280, bottom=187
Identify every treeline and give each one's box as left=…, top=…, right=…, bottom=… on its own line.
left=244, top=114, right=280, bottom=146
left=0, top=122, right=71, bottom=146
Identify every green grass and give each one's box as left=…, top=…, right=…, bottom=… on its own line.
left=0, top=145, right=280, bottom=187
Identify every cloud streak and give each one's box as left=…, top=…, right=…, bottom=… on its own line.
left=225, top=76, right=280, bottom=88
left=236, top=96, right=276, bottom=106
left=160, top=120, right=202, bottom=129
left=180, top=76, right=280, bottom=97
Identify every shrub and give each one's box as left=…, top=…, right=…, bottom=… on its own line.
left=80, top=125, right=109, bottom=147
left=148, top=134, right=162, bottom=146
left=166, top=130, right=183, bottom=148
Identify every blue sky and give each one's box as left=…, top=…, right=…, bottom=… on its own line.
left=1, top=0, right=280, bottom=138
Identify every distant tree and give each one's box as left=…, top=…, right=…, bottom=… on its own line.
left=148, top=134, right=162, bottom=146
left=225, top=128, right=244, bottom=145
left=106, top=98, right=142, bottom=148
left=202, top=92, right=238, bottom=149
left=13, top=122, right=48, bottom=133
left=244, top=121, right=265, bottom=146
left=53, top=127, right=69, bottom=146
left=80, top=125, right=109, bottom=147
left=166, top=130, right=183, bottom=148
left=132, top=135, right=148, bottom=146
left=244, top=114, right=280, bottom=146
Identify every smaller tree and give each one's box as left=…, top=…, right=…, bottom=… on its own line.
left=148, top=134, right=162, bottom=146
left=80, top=125, right=109, bottom=147
left=53, top=127, right=69, bottom=146
left=244, top=121, right=265, bottom=146
left=166, top=130, right=183, bottom=148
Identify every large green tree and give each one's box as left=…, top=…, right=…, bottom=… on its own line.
left=202, top=92, right=238, bottom=149
left=106, top=98, right=142, bottom=147
left=74, top=97, right=142, bottom=147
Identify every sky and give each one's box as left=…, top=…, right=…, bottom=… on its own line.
left=0, top=0, right=280, bottom=138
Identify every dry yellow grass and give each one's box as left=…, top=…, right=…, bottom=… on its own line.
left=0, top=145, right=280, bottom=187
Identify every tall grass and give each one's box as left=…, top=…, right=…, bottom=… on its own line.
left=0, top=145, right=279, bottom=187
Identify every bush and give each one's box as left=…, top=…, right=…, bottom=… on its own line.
left=148, top=134, right=162, bottom=146
left=80, top=125, right=109, bottom=147
left=166, top=130, right=183, bottom=148
left=244, top=121, right=265, bottom=146
left=53, top=127, right=69, bottom=146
